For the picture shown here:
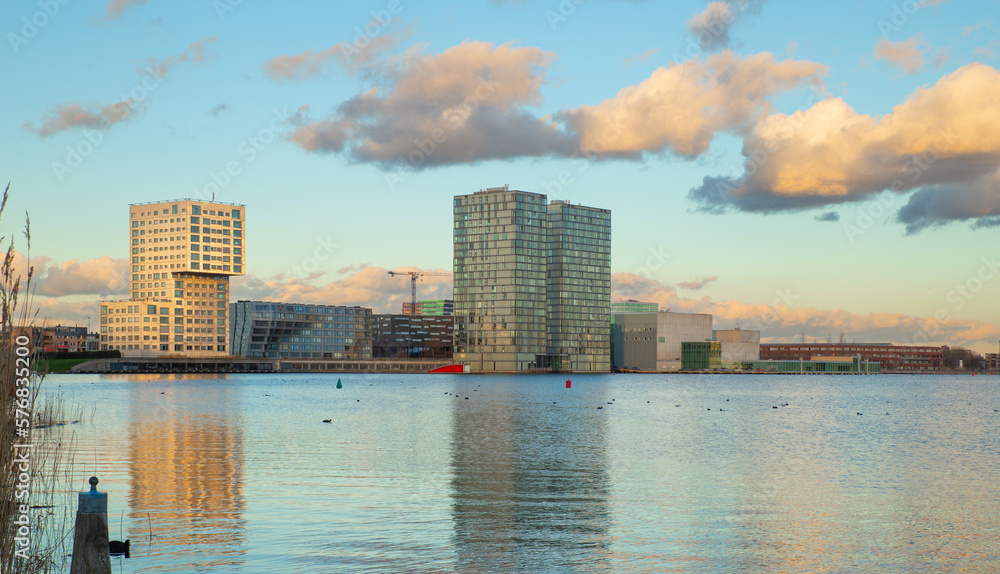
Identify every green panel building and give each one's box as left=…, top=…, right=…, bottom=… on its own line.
left=610, top=300, right=659, bottom=314
left=682, top=341, right=723, bottom=370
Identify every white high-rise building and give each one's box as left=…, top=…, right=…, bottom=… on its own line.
left=100, top=199, right=246, bottom=357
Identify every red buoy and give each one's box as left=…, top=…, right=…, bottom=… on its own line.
left=565, top=379, right=571, bottom=388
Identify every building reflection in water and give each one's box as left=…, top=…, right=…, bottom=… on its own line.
left=450, top=383, right=612, bottom=572
left=124, top=376, right=247, bottom=569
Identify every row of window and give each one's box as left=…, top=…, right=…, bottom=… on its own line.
left=131, top=204, right=241, bottom=218
left=103, top=343, right=225, bottom=352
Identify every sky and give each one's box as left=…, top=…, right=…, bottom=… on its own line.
left=3, top=0, right=1000, bottom=352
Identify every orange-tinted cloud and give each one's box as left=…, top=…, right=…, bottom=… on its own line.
left=104, top=0, right=149, bottom=20
left=562, top=51, right=825, bottom=158
left=873, top=35, right=949, bottom=75
left=289, top=40, right=575, bottom=164
left=263, top=47, right=341, bottom=82
left=689, top=63, right=1000, bottom=230
left=34, top=256, right=130, bottom=298
left=29, top=101, right=138, bottom=138
left=874, top=37, right=927, bottom=74
left=288, top=43, right=824, bottom=166
left=27, top=37, right=217, bottom=137
left=262, top=21, right=412, bottom=81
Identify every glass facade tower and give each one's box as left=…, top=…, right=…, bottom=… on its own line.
left=453, top=185, right=611, bottom=373
left=546, top=201, right=611, bottom=372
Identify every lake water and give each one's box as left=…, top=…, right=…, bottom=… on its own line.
left=31, top=373, right=1000, bottom=573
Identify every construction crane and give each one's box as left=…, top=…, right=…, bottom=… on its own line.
left=387, top=270, right=452, bottom=313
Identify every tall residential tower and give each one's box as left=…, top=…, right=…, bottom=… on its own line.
left=453, top=185, right=610, bottom=373
left=546, top=200, right=611, bottom=372
left=100, top=199, right=246, bottom=357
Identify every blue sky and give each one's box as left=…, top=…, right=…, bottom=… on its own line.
left=4, top=0, right=1000, bottom=351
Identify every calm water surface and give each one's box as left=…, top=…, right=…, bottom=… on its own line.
left=35, top=373, right=1000, bottom=573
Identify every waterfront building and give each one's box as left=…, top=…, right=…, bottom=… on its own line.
left=100, top=200, right=245, bottom=357
left=760, top=343, right=943, bottom=371
left=545, top=200, right=611, bottom=373
left=453, top=186, right=548, bottom=372
left=611, top=311, right=713, bottom=371
left=681, top=343, right=879, bottom=373
left=401, top=299, right=454, bottom=316
left=229, top=301, right=372, bottom=359
left=372, top=314, right=453, bottom=359
left=452, top=185, right=610, bottom=373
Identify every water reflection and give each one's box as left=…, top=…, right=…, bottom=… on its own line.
left=125, top=379, right=247, bottom=569
left=450, top=382, right=611, bottom=572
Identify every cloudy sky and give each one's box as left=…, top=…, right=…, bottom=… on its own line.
left=4, top=0, right=1000, bottom=351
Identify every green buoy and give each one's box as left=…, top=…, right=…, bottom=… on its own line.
left=336, top=378, right=342, bottom=389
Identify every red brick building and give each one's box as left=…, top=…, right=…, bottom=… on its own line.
left=12, top=325, right=99, bottom=353
left=760, top=343, right=943, bottom=371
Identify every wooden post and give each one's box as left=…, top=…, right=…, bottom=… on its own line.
left=70, top=476, right=111, bottom=574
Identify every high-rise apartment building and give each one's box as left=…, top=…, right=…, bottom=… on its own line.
left=453, top=185, right=610, bottom=373
left=100, top=199, right=245, bottom=357
left=546, top=200, right=611, bottom=372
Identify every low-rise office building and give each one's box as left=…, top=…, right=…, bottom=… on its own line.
left=760, top=343, right=943, bottom=370
left=612, top=311, right=713, bottom=371
left=229, top=301, right=372, bottom=359
left=373, top=314, right=453, bottom=359
left=682, top=342, right=878, bottom=372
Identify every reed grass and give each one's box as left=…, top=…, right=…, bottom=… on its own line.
left=0, top=183, right=78, bottom=573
